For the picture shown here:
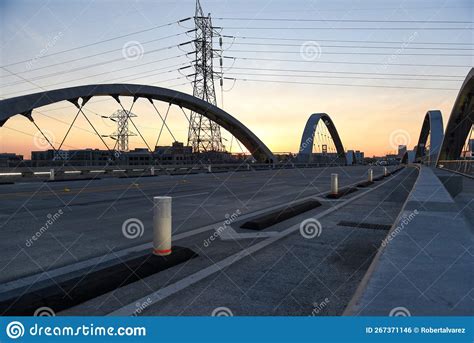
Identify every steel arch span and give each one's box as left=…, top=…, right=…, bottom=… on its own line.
left=0, top=84, right=275, bottom=163
left=438, top=68, right=474, bottom=162
left=414, top=110, right=444, bottom=163
left=297, top=113, right=347, bottom=164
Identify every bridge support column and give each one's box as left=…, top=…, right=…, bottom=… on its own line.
left=331, top=173, right=338, bottom=195
left=153, top=196, right=172, bottom=256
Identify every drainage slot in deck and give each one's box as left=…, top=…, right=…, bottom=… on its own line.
left=241, top=199, right=322, bottom=230
left=338, top=220, right=392, bottom=231
left=0, top=246, right=197, bottom=316
left=326, top=187, right=358, bottom=199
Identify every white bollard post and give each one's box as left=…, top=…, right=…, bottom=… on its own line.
left=383, top=166, right=388, bottom=176
left=208, top=165, right=212, bottom=173
left=153, top=196, right=172, bottom=256
left=247, top=163, right=250, bottom=171
left=368, top=168, right=373, bottom=182
left=150, top=166, right=155, bottom=176
left=49, top=168, right=55, bottom=181
left=331, top=173, right=338, bottom=195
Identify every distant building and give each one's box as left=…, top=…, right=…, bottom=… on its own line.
left=30, top=142, right=199, bottom=166
left=398, top=145, right=407, bottom=158
left=354, top=150, right=364, bottom=164
left=0, top=153, right=23, bottom=168
left=31, top=149, right=110, bottom=166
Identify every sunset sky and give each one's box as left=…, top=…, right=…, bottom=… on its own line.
left=1, top=0, right=472, bottom=158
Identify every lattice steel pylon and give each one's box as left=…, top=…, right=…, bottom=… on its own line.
left=187, top=0, right=224, bottom=153
left=109, top=109, right=136, bottom=152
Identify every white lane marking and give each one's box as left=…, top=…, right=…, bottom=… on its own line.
left=108, top=171, right=400, bottom=316
left=173, top=192, right=209, bottom=199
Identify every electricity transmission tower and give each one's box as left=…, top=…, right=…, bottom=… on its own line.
left=187, top=0, right=224, bottom=153
left=109, top=109, right=136, bottom=152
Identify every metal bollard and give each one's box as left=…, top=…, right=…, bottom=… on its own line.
left=153, top=196, right=172, bottom=256
left=368, top=168, right=373, bottom=182
left=383, top=167, right=388, bottom=176
left=49, top=168, right=55, bottom=181
left=208, top=165, right=212, bottom=173
left=331, top=173, right=338, bottom=195
left=150, top=166, right=155, bottom=176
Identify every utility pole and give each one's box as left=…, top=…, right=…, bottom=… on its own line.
left=109, top=109, right=136, bottom=152
left=187, top=0, right=224, bottom=153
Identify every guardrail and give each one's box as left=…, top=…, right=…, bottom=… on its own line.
left=0, top=162, right=351, bottom=181
left=437, top=160, right=473, bottom=178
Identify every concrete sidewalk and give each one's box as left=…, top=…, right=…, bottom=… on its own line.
left=346, top=166, right=474, bottom=316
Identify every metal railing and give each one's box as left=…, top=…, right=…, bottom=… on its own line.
left=0, top=162, right=353, bottom=181
left=437, top=160, right=474, bottom=178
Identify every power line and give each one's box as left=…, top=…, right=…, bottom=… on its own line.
left=223, top=77, right=458, bottom=90
left=4, top=42, right=189, bottom=76
left=0, top=19, right=192, bottom=68
left=224, top=72, right=463, bottom=82
left=1, top=53, right=188, bottom=93
left=223, top=35, right=474, bottom=46
left=223, top=49, right=472, bottom=57
left=226, top=41, right=474, bottom=51
left=229, top=66, right=464, bottom=78
left=213, top=17, right=473, bottom=24
left=217, top=26, right=472, bottom=30
left=1, top=60, right=189, bottom=88
left=223, top=56, right=472, bottom=68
